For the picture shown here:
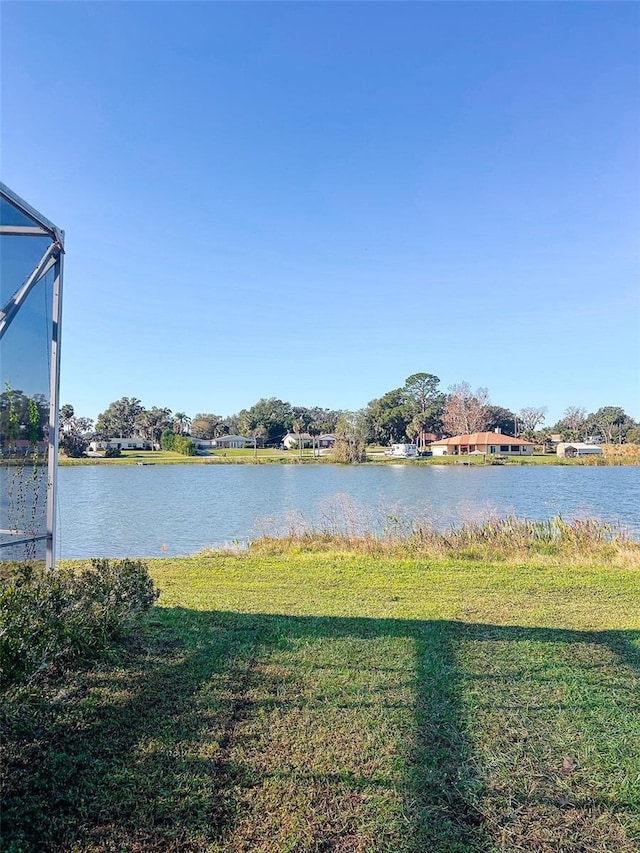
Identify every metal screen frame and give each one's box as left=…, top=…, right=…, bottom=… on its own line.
left=0, top=182, right=64, bottom=567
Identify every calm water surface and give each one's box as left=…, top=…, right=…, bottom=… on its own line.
left=56, top=464, right=639, bottom=559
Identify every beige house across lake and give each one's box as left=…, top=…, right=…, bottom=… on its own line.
left=430, top=432, right=534, bottom=457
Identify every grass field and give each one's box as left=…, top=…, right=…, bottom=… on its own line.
left=58, top=448, right=320, bottom=465
left=58, top=447, right=639, bottom=466
left=2, top=540, right=639, bottom=852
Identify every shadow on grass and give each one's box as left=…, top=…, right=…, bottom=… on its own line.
left=2, top=611, right=639, bottom=852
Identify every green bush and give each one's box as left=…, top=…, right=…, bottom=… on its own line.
left=0, top=559, right=159, bottom=689
left=173, top=434, right=196, bottom=456
left=104, top=446, right=121, bottom=458
left=160, top=429, right=176, bottom=450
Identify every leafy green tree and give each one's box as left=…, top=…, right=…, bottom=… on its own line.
left=60, top=404, right=75, bottom=423
left=625, top=426, right=640, bottom=445
left=216, top=414, right=240, bottom=436
left=135, top=407, right=173, bottom=448
left=305, top=407, right=340, bottom=434
left=587, top=407, right=635, bottom=444
left=484, top=405, right=517, bottom=436
left=96, top=397, right=144, bottom=438
left=59, top=404, right=94, bottom=457
left=402, top=373, right=444, bottom=445
left=0, top=386, right=48, bottom=445
left=362, top=388, right=409, bottom=445
left=362, top=374, right=444, bottom=447
left=238, top=398, right=293, bottom=445
left=190, top=413, right=222, bottom=439
left=291, top=408, right=311, bottom=432
left=403, top=373, right=441, bottom=417
left=533, top=428, right=553, bottom=454
left=552, top=406, right=588, bottom=441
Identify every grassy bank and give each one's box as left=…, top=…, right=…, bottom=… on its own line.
left=2, top=535, right=639, bottom=852
left=59, top=447, right=640, bottom=466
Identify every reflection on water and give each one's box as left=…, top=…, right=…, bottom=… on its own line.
left=56, top=464, right=640, bottom=559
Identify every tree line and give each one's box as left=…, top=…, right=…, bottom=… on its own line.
left=55, top=373, right=639, bottom=457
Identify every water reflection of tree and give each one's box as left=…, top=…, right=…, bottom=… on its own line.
left=1, top=383, right=49, bottom=560
left=0, top=385, right=49, bottom=447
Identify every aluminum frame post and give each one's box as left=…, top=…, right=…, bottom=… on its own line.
left=46, top=247, right=64, bottom=568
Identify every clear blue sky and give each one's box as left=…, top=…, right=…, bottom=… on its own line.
left=2, top=1, right=638, bottom=427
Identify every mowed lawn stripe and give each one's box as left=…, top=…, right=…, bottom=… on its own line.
left=2, top=549, right=639, bottom=852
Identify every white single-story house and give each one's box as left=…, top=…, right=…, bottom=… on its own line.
left=317, top=433, right=336, bottom=449
left=283, top=432, right=311, bottom=449
left=429, top=432, right=534, bottom=457
left=556, top=442, right=602, bottom=458
left=210, top=434, right=251, bottom=449
left=89, top=437, right=152, bottom=451
left=190, top=435, right=250, bottom=450
left=189, top=437, right=215, bottom=449
left=283, top=433, right=336, bottom=450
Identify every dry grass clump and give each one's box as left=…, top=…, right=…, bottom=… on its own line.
left=249, top=514, right=636, bottom=566
left=602, top=444, right=640, bottom=464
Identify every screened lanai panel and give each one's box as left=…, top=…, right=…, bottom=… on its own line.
left=1, top=234, right=54, bottom=304
left=0, top=272, right=53, bottom=559
left=0, top=184, right=63, bottom=565
left=0, top=195, right=43, bottom=229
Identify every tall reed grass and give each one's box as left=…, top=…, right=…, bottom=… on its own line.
left=602, top=444, right=640, bottom=465
left=247, top=497, right=636, bottom=565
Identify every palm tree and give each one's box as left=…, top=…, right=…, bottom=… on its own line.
left=173, top=412, right=191, bottom=435
left=251, top=424, right=266, bottom=459
left=292, top=420, right=305, bottom=459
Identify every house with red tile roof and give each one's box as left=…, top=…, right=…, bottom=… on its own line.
left=429, top=431, right=534, bottom=457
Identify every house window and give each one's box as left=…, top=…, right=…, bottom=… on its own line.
left=511, top=445, right=520, bottom=452
left=500, top=445, right=509, bottom=452
left=469, top=445, right=476, bottom=452
left=490, top=446, right=496, bottom=453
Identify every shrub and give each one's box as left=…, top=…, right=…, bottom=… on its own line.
left=104, top=446, right=121, bottom=458
left=160, top=429, right=175, bottom=450
left=331, top=437, right=367, bottom=464
left=58, top=432, right=89, bottom=458
left=0, top=559, right=159, bottom=689
left=173, top=434, right=196, bottom=456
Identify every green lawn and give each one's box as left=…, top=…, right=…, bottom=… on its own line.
left=60, top=444, right=639, bottom=466
left=2, top=547, right=639, bottom=852
left=59, top=448, right=325, bottom=465
left=59, top=449, right=627, bottom=467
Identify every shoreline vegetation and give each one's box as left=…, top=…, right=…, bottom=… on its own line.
left=2, top=518, right=639, bottom=852
left=58, top=444, right=640, bottom=466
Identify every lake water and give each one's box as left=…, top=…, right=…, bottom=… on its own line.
left=55, top=463, right=639, bottom=559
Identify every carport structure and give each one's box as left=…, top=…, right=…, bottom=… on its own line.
left=0, top=183, right=64, bottom=566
